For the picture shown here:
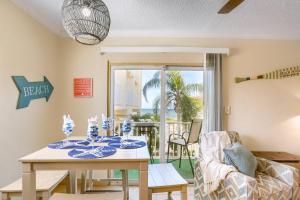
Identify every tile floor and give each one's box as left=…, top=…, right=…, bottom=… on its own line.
left=129, top=186, right=194, bottom=200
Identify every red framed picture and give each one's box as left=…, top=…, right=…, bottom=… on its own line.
left=73, top=78, right=93, bottom=97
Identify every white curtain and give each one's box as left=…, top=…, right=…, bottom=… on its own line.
left=203, top=53, right=223, bottom=132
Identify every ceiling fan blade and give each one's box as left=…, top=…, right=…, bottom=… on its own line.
left=218, top=0, right=245, bottom=14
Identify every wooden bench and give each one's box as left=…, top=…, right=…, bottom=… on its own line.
left=0, top=171, right=69, bottom=200
left=148, top=163, right=188, bottom=200
left=50, top=192, right=123, bottom=200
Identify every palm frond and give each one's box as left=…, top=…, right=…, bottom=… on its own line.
left=153, top=71, right=160, bottom=79
left=142, top=78, right=160, bottom=102
left=185, top=83, right=203, bottom=95
left=142, top=70, right=203, bottom=122
left=168, top=71, right=185, bottom=92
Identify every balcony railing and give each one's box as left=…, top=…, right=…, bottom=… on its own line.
left=114, top=121, right=199, bottom=159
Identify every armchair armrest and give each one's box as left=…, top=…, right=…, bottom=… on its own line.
left=224, top=171, right=258, bottom=200
left=256, top=157, right=299, bottom=200
left=195, top=158, right=258, bottom=200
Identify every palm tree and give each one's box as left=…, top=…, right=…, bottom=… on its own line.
left=143, top=71, right=202, bottom=122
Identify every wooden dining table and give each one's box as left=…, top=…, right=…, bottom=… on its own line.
left=20, top=136, right=150, bottom=200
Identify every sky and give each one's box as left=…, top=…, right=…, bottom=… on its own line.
left=141, top=70, right=203, bottom=109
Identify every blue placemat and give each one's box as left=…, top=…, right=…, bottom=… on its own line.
left=68, top=146, right=117, bottom=159
left=108, top=139, right=146, bottom=149
left=48, top=140, right=90, bottom=149
left=87, top=136, right=121, bottom=143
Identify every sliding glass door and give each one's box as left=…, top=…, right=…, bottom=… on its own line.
left=162, top=67, right=203, bottom=180
left=109, top=65, right=203, bottom=181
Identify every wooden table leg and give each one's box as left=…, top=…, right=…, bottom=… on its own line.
left=22, top=163, right=36, bottom=200
left=181, top=185, right=187, bottom=200
left=125, top=170, right=129, bottom=200
left=121, top=170, right=129, bottom=200
left=81, top=171, right=87, bottom=194
left=139, top=162, right=148, bottom=200
left=69, top=170, right=77, bottom=194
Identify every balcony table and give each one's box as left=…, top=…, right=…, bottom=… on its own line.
left=132, top=122, right=158, bottom=163
left=20, top=136, right=150, bottom=200
left=119, top=122, right=158, bottom=163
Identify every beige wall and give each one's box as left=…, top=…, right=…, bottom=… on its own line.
left=60, top=38, right=300, bottom=157
left=221, top=39, right=300, bottom=156
left=59, top=39, right=203, bottom=135
left=0, top=0, right=62, bottom=187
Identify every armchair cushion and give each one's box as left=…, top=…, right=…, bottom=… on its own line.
left=223, top=143, right=257, bottom=177
left=256, top=172, right=292, bottom=199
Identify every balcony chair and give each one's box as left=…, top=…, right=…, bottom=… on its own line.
left=167, top=119, right=202, bottom=177
left=194, top=131, right=299, bottom=200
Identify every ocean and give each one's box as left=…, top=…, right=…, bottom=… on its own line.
left=140, top=108, right=177, bottom=119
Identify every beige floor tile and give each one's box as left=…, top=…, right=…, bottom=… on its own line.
left=129, top=186, right=194, bottom=200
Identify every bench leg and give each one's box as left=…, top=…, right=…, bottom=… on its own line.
left=181, top=185, right=187, bottom=200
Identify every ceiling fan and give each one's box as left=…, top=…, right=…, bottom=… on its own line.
left=218, top=0, right=245, bottom=14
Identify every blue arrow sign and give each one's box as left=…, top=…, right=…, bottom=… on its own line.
left=12, top=76, right=54, bottom=109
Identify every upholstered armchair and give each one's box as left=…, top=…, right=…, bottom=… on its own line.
left=194, top=131, right=299, bottom=200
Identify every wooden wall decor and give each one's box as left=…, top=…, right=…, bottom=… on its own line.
left=74, top=78, right=93, bottom=97
left=235, top=66, right=300, bottom=83
left=12, top=76, right=54, bottom=109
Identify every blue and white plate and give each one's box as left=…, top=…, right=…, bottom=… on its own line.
left=87, top=136, right=121, bottom=143
left=48, top=140, right=90, bottom=149
left=68, top=146, right=117, bottom=159
left=108, top=139, right=146, bottom=149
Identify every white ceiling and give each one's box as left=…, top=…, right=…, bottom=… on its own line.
left=10, top=0, right=300, bottom=39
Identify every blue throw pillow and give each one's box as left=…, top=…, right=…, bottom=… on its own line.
left=223, top=142, right=257, bottom=177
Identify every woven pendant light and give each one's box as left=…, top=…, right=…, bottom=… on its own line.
left=62, top=0, right=110, bottom=45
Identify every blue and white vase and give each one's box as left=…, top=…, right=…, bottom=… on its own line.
left=62, top=114, right=75, bottom=144
left=87, top=115, right=99, bottom=147
left=102, top=114, right=114, bottom=136
left=122, top=120, right=132, bottom=140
